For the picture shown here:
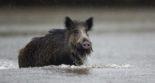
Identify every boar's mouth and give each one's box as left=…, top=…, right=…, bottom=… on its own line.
left=74, top=43, right=93, bottom=56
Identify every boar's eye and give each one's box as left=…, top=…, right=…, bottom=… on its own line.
left=73, top=30, right=80, bottom=35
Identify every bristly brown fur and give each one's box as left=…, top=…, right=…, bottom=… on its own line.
left=18, top=17, right=93, bottom=68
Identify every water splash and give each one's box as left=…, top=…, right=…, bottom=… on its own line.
left=51, top=64, right=131, bottom=69
left=0, top=59, right=131, bottom=70
left=0, top=59, right=18, bottom=69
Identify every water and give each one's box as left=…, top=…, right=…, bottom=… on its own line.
left=0, top=8, right=155, bottom=83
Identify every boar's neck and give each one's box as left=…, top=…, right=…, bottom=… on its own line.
left=71, top=52, right=86, bottom=66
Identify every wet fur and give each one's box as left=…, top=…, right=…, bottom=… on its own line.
left=18, top=17, right=93, bottom=68
left=18, top=29, right=91, bottom=67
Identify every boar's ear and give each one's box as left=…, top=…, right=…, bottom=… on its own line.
left=85, top=17, right=93, bottom=31
left=65, top=16, right=74, bottom=30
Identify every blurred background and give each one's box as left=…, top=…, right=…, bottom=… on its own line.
left=0, top=0, right=155, bottom=83
left=0, top=0, right=155, bottom=35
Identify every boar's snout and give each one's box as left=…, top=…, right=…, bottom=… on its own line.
left=82, top=40, right=92, bottom=49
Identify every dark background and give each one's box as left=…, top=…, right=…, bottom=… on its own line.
left=0, top=0, right=155, bottom=7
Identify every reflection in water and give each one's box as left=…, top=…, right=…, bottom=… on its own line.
left=42, top=65, right=90, bottom=75
left=38, top=64, right=131, bottom=75
left=65, top=68, right=90, bottom=75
